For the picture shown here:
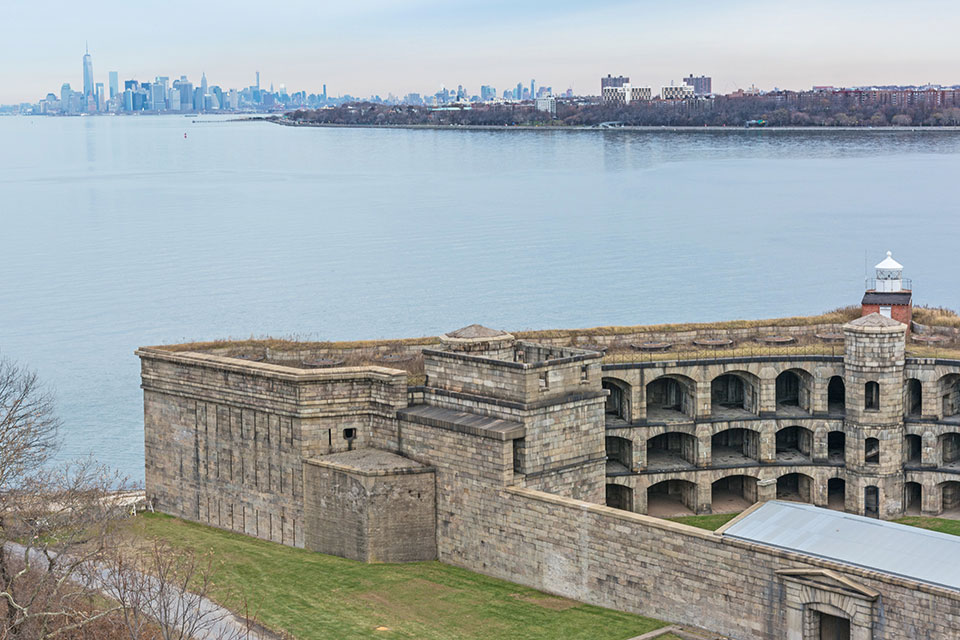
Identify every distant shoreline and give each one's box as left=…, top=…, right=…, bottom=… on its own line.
left=247, top=117, right=960, bottom=133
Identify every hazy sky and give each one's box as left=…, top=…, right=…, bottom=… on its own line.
left=4, top=0, right=960, bottom=103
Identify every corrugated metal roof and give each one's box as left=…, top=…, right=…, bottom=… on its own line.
left=722, top=501, right=960, bottom=591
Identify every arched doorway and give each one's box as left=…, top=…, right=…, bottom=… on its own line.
left=606, top=484, right=633, bottom=512
left=712, top=428, right=760, bottom=465
left=646, top=479, right=697, bottom=517
left=864, top=485, right=880, bottom=518
left=941, top=433, right=960, bottom=469
left=905, top=378, right=922, bottom=417
left=777, top=473, right=813, bottom=503
left=711, top=475, right=758, bottom=513
left=776, top=369, right=812, bottom=415
left=827, top=376, right=845, bottom=414
left=776, top=426, right=813, bottom=462
left=941, top=481, right=960, bottom=516
left=605, top=436, right=632, bottom=473
left=827, top=477, right=845, bottom=511
left=645, top=375, right=694, bottom=421
left=904, top=481, right=922, bottom=515
left=711, top=372, right=758, bottom=417
left=646, top=432, right=697, bottom=471
left=602, top=378, right=631, bottom=423
left=827, top=431, right=846, bottom=463
left=904, top=434, right=921, bottom=465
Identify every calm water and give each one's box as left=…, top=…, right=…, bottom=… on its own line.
left=1, top=115, right=959, bottom=480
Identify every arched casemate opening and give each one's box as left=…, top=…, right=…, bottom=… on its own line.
left=606, top=483, right=633, bottom=512
left=775, top=425, right=813, bottom=463
left=941, top=433, right=960, bottom=469
left=827, top=376, right=845, bottom=414
left=941, top=480, right=960, bottom=516
left=940, top=374, right=960, bottom=421
left=645, top=375, right=695, bottom=421
left=864, top=381, right=880, bottom=411
left=827, top=477, right=845, bottom=511
left=605, top=436, right=633, bottom=473
left=827, top=431, right=846, bottom=463
left=865, top=437, right=880, bottom=465
left=775, top=369, right=812, bottom=415
left=602, top=377, right=632, bottom=424
left=712, top=428, right=759, bottom=466
left=904, top=434, right=921, bottom=465
left=711, top=475, right=758, bottom=513
left=646, top=479, right=696, bottom=517
left=864, top=485, right=880, bottom=518
left=646, top=432, right=697, bottom=471
left=710, top=372, right=759, bottom=418
left=777, top=472, right=813, bottom=503
left=905, top=378, right=923, bottom=418
left=904, top=481, right=922, bottom=516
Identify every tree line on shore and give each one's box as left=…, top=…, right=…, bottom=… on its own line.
left=286, top=98, right=960, bottom=127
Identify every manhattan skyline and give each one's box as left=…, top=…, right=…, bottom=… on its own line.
left=3, top=0, right=960, bottom=105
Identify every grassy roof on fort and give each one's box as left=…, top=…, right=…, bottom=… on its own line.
left=154, top=305, right=871, bottom=354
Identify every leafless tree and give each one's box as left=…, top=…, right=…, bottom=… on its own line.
left=0, top=359, right=256, bottom=639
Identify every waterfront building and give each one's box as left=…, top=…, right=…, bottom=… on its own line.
left=108, top=71, right=118, bottom=99
left=601, top=74, right=629, bottom=92
left=602, top=84, right=652, bottom=104
left=661, top=84, right=695, bottom=100
left=683, top=74, right=712, bottom=95
left=535, top=96, right=556, bottom=116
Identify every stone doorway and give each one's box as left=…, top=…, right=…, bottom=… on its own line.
left=819, top=613, right=851, bottom=640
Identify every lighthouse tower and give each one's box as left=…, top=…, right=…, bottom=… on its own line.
left=861, top=251, right=912, bottom=326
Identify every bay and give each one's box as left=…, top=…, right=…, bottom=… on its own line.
left=1, top=114, right=958, bottom=480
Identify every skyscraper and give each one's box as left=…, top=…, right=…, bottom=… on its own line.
left=82, top=44, right=94, bottom=98
left=109, top=71, right=118, bottom=99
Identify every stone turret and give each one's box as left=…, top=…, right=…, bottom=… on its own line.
left=843, top=312, right=907, bottom=518
left=439, top=324, right=515, bottom=359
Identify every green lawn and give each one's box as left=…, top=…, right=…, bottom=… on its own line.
left=130, top=513, right=669, bottom=640
left=894, top=516, right=960, bottom=536
left=666, top=513, right=741, bottom=531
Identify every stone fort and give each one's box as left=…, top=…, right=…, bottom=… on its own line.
left=138, top=254, right=960, bottom=639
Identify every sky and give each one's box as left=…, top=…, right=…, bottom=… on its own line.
left=3, top=0, right=960, bottom=103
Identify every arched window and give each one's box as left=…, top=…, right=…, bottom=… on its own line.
left=865, top=437, right=880, bottom=464
left=865, top=381, right=880, bottom=411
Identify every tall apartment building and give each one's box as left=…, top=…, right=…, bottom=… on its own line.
left=601, top=74, right=629, bottom=92
left=683, top=74, right=712, bottom=95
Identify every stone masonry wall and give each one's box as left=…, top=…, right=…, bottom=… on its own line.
left=139, top=348, right=407, bottom=547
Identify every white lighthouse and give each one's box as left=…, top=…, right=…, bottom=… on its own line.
left=871, top=251, right=907, bottom=293
left=862, top=251, right=912, bottom=324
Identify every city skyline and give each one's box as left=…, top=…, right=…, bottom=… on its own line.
left=3, top=0, right=960, bottom=104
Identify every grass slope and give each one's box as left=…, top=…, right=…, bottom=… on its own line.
left=665, top=513, right=741, bottom=531
left=893, top=516, right=960, bottom=536
left=130, top=513, right=668, bottom=640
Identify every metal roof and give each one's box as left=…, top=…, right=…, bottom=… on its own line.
left=875, top=250, right=903, bottom=270
left=722, top=501, right=960, bottom=591
left=861, top=291, right=912, bottom=306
